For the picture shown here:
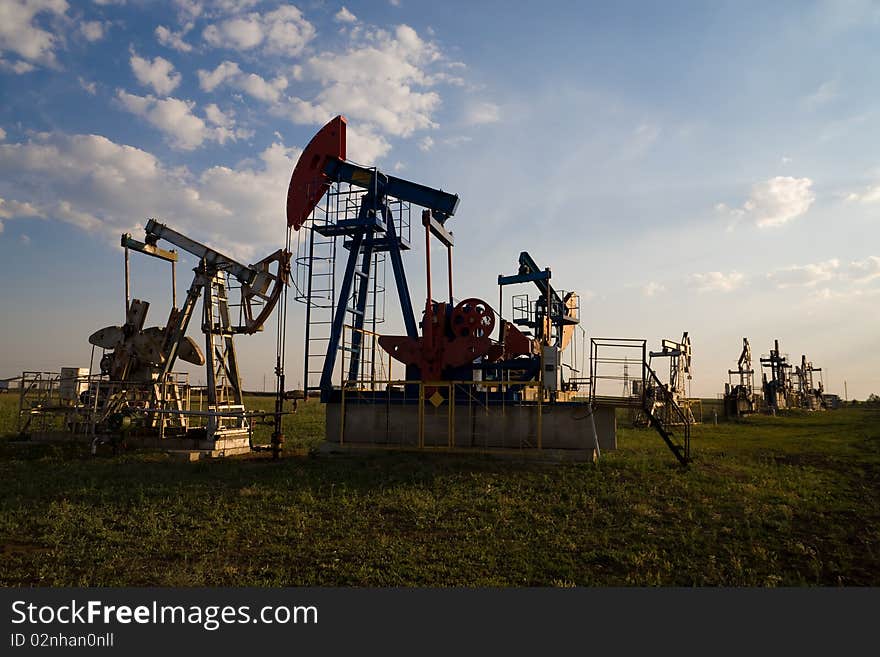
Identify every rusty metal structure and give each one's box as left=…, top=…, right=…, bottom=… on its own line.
left=724, top=338, right=756, bottom=417
left=18, top=221, right=290, bottom=456
left=289, top=116, right=694, bottom=465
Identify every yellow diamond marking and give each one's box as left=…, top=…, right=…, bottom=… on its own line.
left=429, top=391, right=445, bottom=408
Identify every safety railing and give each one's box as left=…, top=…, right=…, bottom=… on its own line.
left=589, top=338, right=647, bottom=406
left=17, top=370, right=254, bottom=443
left=340, top=324, right=395, bottom=392
left=589, top=338, right=691, bottom=464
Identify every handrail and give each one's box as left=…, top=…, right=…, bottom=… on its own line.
left=643, top=362, right=691, bottom=463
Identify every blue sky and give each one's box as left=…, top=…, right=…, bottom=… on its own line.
left=0, top=0, right=878, bottom=398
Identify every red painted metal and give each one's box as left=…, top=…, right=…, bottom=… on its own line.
left=500, top=320, right=534, bottom=359
left=450, top=298, right=494, bottom=340
left=286, top=115, right=347, bottom=230
left=378, top=298, right=495, bottom=381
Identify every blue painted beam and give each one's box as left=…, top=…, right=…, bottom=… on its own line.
left=325, top=160, right=459, bottom=220
left=498, top=271, right=552, bottom=286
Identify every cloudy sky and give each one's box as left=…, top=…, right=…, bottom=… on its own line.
left=0, top=0, right=878, bottom=399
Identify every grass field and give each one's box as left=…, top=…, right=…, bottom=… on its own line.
left=0, top=392, right=878, bottom=586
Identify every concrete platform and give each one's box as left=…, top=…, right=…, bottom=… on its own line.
left=324, top=399, right=615, bottom=459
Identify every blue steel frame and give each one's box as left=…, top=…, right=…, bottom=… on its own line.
left=316, top=160, right=460, bottom=401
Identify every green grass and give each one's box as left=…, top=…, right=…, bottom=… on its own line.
left=0, top=392, right=878, bottom=586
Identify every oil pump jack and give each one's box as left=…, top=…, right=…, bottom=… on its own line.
left=496, top=251, right=581, bottom=395
left=288, top=115, right=608, bottom=461
left=724, top=338, right=756, bottom=417
left=85, top=220, right=289, bottom=452
left=794, top=354, right=825, bottom=411
left=638, top=332, right=696, bottom=425
left=761, top=339, right=794, bottom=412
left=287, top=115, right=467, bottom=398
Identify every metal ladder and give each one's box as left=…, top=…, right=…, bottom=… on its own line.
left=297, top=221, right=337, bottom=393
left=641, top=361, right=691, bottom=465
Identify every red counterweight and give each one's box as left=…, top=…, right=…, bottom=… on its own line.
left=286, top=115, right=347, bottom=230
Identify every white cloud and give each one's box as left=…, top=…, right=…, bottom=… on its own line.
left=198, top=60, right=287, bottom=103
left=335, top=7, right=357, bottom=23
left=418, top=136, right=434, bottom=152
left=278, top=24, right=445, bottom=140
left=204, top=103, right=232, bottom=128
left=0, top=131, right=301, bottom=257
left=202, top=5, right=316, bottom=56
left=0, top=127, right=5, bottom=140
left=0, top=196, right=43, bottom=239
left=271, top=96, right=329, bottom=125
left=150, top=15, right=464, bottom=166
left=846, top=182, right=880, bottom=203
left=117, top=90, right=245, bottom=150
left=766, top=257, right=880, bottom=298
left=0, top=197, right=44, bottom=219
left=237, top=72, right=288, bottom=103
left=78, top=77, right=97, bottom=94
left=717, top=176, right=815, bottom=229
left=0, top=0, right=68, bottom=68
left=269, top=94, right=391, bottom=163
left=80, top=20, right=106, bottom=42
left=204, top=16, right=262, bottom=50
left=197, top=60, right=240, bottom=91
left=0, top=57, right=36, bottom=74
left=443, top=135, right=472, bottom=147
left=171, top=0, right=203, bottom=20
left=689, top=271, right=744, bottom=293
left=846, top=256, right=880, bottom=284
left=768, top=259, right=840, bottom=288
left=346, top=125, right=392, bottom=164
left=156, top=24, right=193, bottom=53
left=463, top=101, right=500, bottom=126
left=804, top=80, right=838, bottom=108
left=642, top=281, right=665, bottom=297
left=130, top=52, right=182, bottom=96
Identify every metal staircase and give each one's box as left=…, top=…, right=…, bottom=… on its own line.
left=642, top=364, right=691, bottom=465
left=589, top=337, right=691, bottom=465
